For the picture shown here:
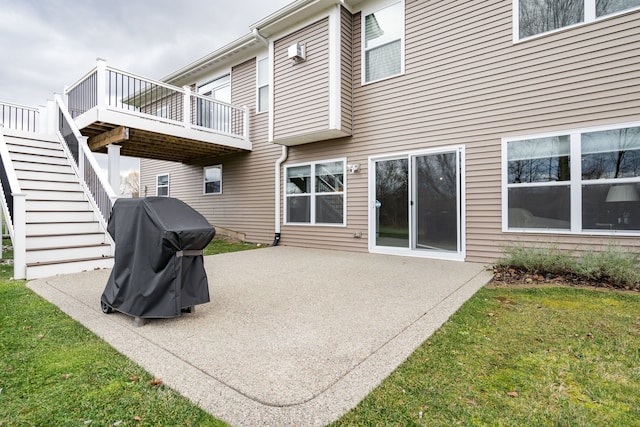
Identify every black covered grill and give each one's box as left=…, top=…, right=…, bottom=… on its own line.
left=101, top=197, right=215, bottom=320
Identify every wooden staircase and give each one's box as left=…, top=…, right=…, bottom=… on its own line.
left=4, top=132, right=114, bottom=279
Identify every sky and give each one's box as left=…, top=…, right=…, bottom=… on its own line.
left=0, top=0, right=292, bottom=178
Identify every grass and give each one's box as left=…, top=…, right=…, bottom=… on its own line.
left=333, top=286, right=640, bottom=426
left=2, top=236, right=640, bottom=426
left=0, top=237, right=246, bottom=427
left=202, top=238, right=261, bottom=256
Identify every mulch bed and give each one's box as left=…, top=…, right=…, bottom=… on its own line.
left=489, top=265, right=640, bottom=293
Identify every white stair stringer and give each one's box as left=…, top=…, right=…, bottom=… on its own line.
left=4, top=133, right=114, bottom=280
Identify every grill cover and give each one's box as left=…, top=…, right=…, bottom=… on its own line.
left=101, top=197, right=215, bottom=318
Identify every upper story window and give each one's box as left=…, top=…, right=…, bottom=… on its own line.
left=257, top=57, right=269, bottom=113
left=516, top=0, right=640, bottom=40
left=196, top=74, right=231, bottom=132
left=503, top=123, right=640, bottom=234
left=156, top=174, right=169, bottom=197
left=198, top=74, right=231, bottom=102
left=362, top=1, right=404, bottom=84
left=204, top=165, right=222, bottom=195
left=285, top=159, right=346, bottom=225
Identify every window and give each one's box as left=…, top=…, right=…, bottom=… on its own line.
left=197, top=74, right=231, bottom=131
left=515, top=0, right=640, bottom=40
left=204, top=165, right=222, bottom=194
left=285, top=160, right=346, bottom=225
left=503, top=124, right=640, bottom=233
left=156, top=174, right=169, bottom=197
left=257, top=57, right=269, bottom=113
left=362, top=1, right=404, bottom=83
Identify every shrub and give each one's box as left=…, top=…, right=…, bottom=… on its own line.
left=497, top=243, right=640, bottom=289
left=575, top=244, right=640, bottom=288
left=497, top=244, right=577, bottom=275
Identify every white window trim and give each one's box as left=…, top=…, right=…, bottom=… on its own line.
left=203, top=165, right=222, bottom=195
left=156, top=173, right=169, bottom=197
left=502, top=121, right=640, bottom=236
left=256, top=56, right=269, bottom=114
left=197, top=71, right=232, bottom=97
left=513, top=0, right=640, bottom=43
left=360, top=0, right=406, bottom=85
left=284, top=158, right=347, bottom=227
left=367, top=145, right=466, bottom=262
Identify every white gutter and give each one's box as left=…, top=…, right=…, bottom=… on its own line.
left=273, top=145, right=288, bottom=245
left=161, top=33, right=258, bottom=84
left=250, top=0, right=318, bottom=27
left=252, top=28, right=268, bottom=45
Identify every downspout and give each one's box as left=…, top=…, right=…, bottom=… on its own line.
left=273, top=145, right=288, bottom=246
left=253, top=28, right=268, bottom=45
left=252, top=26, right=284, bottom=246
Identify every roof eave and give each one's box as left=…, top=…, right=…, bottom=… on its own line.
left=162, top=0, right=354, bottom=84
left=162, top=33, right=259, bottom=85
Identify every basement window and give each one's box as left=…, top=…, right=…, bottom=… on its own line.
left=204, top=165, right=222, bottom=195
left=156, top=174, right=169, bottom=197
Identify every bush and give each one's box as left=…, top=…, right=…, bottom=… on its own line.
left=496, top=244, right=577, bottom=275
left=575, top=244, right=640, bottom=287
left=497, top=243, right=640, bottom=289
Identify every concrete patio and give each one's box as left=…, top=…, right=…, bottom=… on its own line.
left=28, top=246, right=491, bottom=426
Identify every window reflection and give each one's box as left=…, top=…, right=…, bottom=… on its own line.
left=519, top=0, right=583, bottom=38
left=582, top=127, right=640, bottom=180
left=507, top=136, right=570, bottom=183
left=596, top=0, right=640, bottom=16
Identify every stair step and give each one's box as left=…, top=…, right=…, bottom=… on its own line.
left=26, top=256, right=114, bottom=280
left=27, top=210, right=98, bottom=223
left=15, top=170, right=77, bottom=183
left=20, top=179, right=84, bottom=192
left=26, top=221, right=104, bottom=235
left=26, top=243, right=112, bottom=264
left=23, top=189, right=86, bottom=201
left=13, top=160, right=74, bottom=174
left=10, top=151, right=70, bottom=166
left=7, top=144, right=66, bottom=158
left=6, top=133, right=115, bottom=280
left=27, top=233, right=109, bottom=249
left=26, top=200, right=91, bottom=211
left=3, top=135, right=59, bottom=148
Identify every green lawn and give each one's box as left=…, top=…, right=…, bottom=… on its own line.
left=202, top=238, right=261, bottom=256
left=333, top=285, right=640, bottom=426
left=2, top=237, right=639, bottom=426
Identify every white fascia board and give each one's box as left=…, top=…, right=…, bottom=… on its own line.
left=250, top=0, right=337, bottom=36
left=162, top=33, right=258, bottom=85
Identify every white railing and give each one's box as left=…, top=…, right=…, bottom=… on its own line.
left=0, top=128, right=26, bottom=279
left=55, top=95, right=117, bottom=230
left=0, top=101, right=40, bottom=133
left=65, top=59, right=249, bottom=141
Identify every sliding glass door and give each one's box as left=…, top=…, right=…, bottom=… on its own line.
left=371, top=147, right=464, bottom=259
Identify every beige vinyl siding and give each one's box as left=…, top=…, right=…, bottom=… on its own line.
left=140, top=58, right=280, bottom=244
left=277, top=1, right=640, bottom=262
left=139, top=92, right=184, bottom=122
left=273, top=17, right=330, bottom=140
left=142, top=1, right=639, bottom=263
left=340, top=6, right=353, bottom=135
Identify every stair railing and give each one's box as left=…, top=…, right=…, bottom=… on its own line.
left=1, top=101, right=40, bottom=133
left=0, top=127, right=27, bottom=279
left=55, top=95, right=117, bottom=235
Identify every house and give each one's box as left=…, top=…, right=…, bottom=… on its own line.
left=138, top=0, right=640, bottom=263
left=1, top=0, right=639, bottom=281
